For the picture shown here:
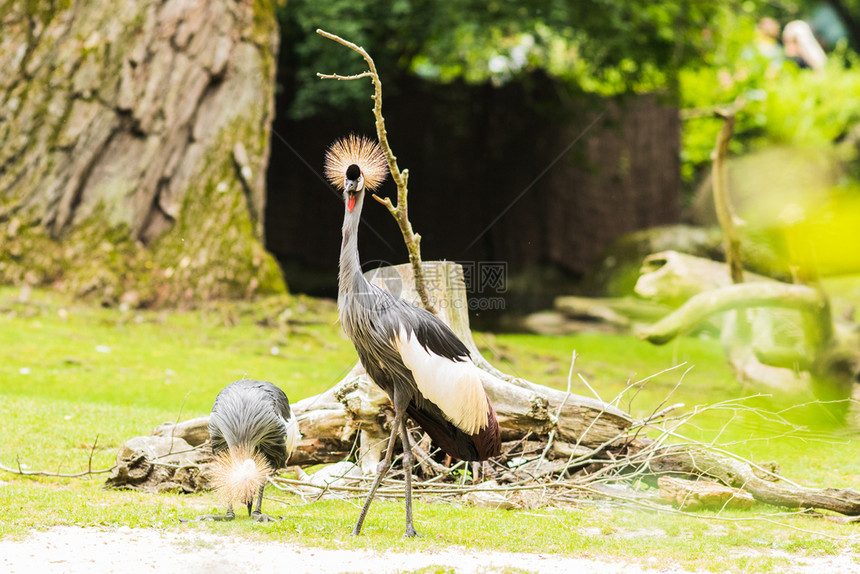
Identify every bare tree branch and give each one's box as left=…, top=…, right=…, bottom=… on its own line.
left=316, top=28, right=436, bottom=313
left=710, top=109, right=744, bottom=284
left=1, top=435, right=115, bottom=478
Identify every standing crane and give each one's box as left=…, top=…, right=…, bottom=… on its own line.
left=199, top=379, right=299, bottom=522
left=325, top=134, right=501, bottom=537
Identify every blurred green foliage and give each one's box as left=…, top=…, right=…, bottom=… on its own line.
left=280, top=0, right=860, bottom=195
left=279, top=0, right=723, bottom=119
left=679, top=7, right=860, bottom=185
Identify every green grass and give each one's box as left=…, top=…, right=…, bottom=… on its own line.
left=1, top=286, right=859, bottom=571
left=0, top=288, right=354, bottom=477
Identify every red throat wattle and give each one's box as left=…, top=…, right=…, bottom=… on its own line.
left=347, top=195, right=356, bottom=213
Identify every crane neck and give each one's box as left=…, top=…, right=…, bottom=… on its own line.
left=338, top=191, right=372, bottom=302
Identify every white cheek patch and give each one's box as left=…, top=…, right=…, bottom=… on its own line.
left=394, top=328, right=489, bottom=435
left=284, top=414, right=300, bottom=461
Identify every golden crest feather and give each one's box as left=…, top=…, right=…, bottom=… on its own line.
left=324, top=134, right=389, bottom=192
left=209, top=445, right=271, bottom=504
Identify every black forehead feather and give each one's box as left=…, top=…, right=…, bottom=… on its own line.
left=346, top=164, right=361, bottom=180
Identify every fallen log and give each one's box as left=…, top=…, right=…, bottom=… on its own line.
left=634, top=250, right=775, bottom=306
left=520, top=296, right=671, bottom=336
left=555, top=295, right=670, bottom=325
left=117, top=262, right=632, bottom=475
left=104, top=435, right=210, bottom=494
left=98, top=262, right=860, bottom=517
left=648, top=444, right=860, bottom=516
left=639, top=281, right=826, bottom=347
left=152, top=417, right=210, bottom=447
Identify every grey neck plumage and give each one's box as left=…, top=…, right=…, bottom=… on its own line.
left=214, top=394, right=283, bottom=453
left=338, top=192, right=377, bottom=326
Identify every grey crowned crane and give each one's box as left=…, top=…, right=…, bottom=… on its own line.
left=326, top=135, right=501, bottom=537
left=201, top=379, right=299, bottom=522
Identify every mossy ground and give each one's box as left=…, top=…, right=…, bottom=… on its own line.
left=1, top=286, right=859, bottom=571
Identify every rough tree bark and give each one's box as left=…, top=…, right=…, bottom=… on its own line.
left=0, top=0, right=284, bottom=305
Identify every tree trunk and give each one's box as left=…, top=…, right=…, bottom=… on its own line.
left=0, top=0, right=284, bottom=305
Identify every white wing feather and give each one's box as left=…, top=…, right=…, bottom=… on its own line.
left=394, top=327, right=489, bottom=435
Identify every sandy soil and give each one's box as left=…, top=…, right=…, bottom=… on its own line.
left=0, top=526, right=690, bottom=574
left=1, top=526, right=858, bottom=574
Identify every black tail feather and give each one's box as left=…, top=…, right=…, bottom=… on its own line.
left=407, top=396, right=500, bottom=462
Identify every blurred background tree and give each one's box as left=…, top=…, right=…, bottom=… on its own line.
left=3, top=0, right=860, bottom=313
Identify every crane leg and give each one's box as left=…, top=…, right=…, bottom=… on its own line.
left=352, top=406, right=403, bottom=536
left=398, top=415, right=420, bottom=538
left=250, top=484, right=278, bottom=522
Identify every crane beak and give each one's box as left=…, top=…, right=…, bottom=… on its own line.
left=344, top=178, right=361, bottom=213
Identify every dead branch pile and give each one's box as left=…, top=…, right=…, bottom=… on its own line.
left=47, top=384, right=856, bottom=519
left=263, top=395, right=860, bottom=520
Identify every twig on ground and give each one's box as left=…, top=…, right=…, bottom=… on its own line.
left=0, top=435, right=115, bottom=478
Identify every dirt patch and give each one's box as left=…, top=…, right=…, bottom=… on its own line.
left=1, top=526, right=858, bottom=573
left=0, top=526, right=682, bottom=573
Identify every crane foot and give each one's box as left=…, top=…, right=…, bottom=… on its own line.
left=195, top=513, right=235, bottom=521
left=251, top=511, right=281, bottom=523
